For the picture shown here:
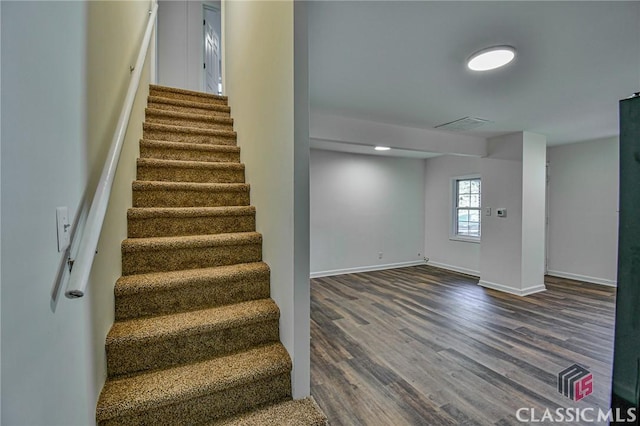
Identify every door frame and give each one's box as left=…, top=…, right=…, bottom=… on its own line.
left=202, top=3, right=221, bottom=94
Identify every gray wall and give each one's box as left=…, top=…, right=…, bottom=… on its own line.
left=1, top=3, right=94, bottom=424
left=310, top=149, right=425, bottom=276
left=547, top=137, right=619, bottom=285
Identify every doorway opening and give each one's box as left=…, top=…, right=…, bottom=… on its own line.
left=203, top=3, right=221, bottom=95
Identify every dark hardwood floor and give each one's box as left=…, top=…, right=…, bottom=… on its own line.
left=310, top=265, right=617, bottom=425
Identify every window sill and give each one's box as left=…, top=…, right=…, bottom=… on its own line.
left=449, top=235, right=481, bottom=244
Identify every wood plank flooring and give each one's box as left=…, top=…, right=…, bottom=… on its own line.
left=310, top=265, right=616, bottom=425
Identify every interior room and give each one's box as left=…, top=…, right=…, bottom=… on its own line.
left=2, top=1, right=638, bottom=424
left=305, top=1, right=637, bottom=423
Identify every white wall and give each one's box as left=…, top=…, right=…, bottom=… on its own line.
left=157, top=0, right=204, bottom=91
left=223, top=0, right=310, bottom=398
left=310, top=150, right=425, bottom=276
left=547, top=137, right=619, bottom=286
left=478, top=134, right=525, bottom=292
left=424, top=155, right=482, bottom=276
left=1, top=3, right=94, bottom=424
left=1, top=1, right=153, bottom=423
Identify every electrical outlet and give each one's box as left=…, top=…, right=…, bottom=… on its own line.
left=378, top=252, right=383, bottom=259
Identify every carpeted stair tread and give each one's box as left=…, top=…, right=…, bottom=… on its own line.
left=106, top=299, right=280, bottom=376
left=132, top=181, right=250, bottom=208
left=128, top=206, right=255, bottom=219
left=140, top=139, right=240, bottom=163
left=144, top=122, right=236, bottom=145
left=147, top=95, right=231, bottom=116
left=122, top=232, right=262, bottom=253
left=146, top=108, right=234, bottom=130
left=121, top=232, right=262, bottom=275
left=150, top=84, right=228, bottom=103
left=132, top=180, right=249, bottom=192
left=127, top=206, right=255, bottom=238
left=116, top=261, right=269, bottom=296
left=137, top=157, right=244, bottom=171
left=107, top=298, right=278, bottom=344
left=136, top=158, right=245, bottom=184
left=208, top=397, right=328, bottom=426
left=96, top=343, right=291, bottom=423
left=114, top=262, right=271, bottom=320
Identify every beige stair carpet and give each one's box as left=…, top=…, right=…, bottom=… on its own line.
left=96, top=84, right=326, bottom=425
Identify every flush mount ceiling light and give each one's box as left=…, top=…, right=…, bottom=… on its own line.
left=467, top=45, right=516, bottom=71
left=374, top=146, right=391, bottom=151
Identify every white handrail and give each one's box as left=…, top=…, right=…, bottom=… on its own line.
left=65, top=3, right=158, bottom=299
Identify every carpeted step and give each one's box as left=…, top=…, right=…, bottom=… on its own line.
left=140, top=139, right=240, bottom=163
left=121, top=232, right=262, bottom=275
left=144, top=122, right=236, bottom=146
left=148, top=96, right=231, bottom=117
left=106, top=298, right=280, bottom=377
left=149, top=84, right=228, bottom=106
left=127, top=206, right=255, bottom=238
left=96, top=343, right=292, bottom=426
left=208, top=397, right=328, bottom=426
left=145, top=108, right=234, bottom=131
left=136, top=158, right=245, bottom=184
left=114, top=262, right=271, bottom=320
left=132, top=181, right=250, bottom=208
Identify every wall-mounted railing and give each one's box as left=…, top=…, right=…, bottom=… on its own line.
left=65, top=3, right=158, bottom=299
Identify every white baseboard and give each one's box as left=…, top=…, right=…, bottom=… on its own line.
left=478, top=280, right=546, bottom=296
left=427, top=261, right=480, bottom=277
left=546, top=270, right=617, bottom=287
left=310, top=260, right=426, bottom=279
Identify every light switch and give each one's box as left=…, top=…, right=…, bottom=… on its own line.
left=485, top=207, right=491, bottom=216
left=56, top=207, right=70, bottom=252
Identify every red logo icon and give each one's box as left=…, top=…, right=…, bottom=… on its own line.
left=558, top=364, right=593, bottom=401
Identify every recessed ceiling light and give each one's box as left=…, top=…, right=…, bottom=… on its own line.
left=374, top=146, right=391, bottom=151
left=467, top=46, right=516, bottom=71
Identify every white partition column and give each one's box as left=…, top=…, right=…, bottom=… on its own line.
left=479, top=132, right=547, bottom=296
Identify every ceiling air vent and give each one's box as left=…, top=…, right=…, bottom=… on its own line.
left=435, top=116, right=493, bottom=131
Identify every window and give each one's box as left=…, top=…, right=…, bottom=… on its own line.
left=452, top=176, right=481, bottom=240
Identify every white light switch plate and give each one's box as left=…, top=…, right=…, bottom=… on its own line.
left=56, top=207, right=70, bottom=252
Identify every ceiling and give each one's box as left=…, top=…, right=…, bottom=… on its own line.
left=308, top=1, right=640, bottom=155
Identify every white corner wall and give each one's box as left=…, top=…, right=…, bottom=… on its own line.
left=223, top=0, right=310, bottom=398
left=424, top=155, right=481, bottom=276
left=310, top=150, right=425, bottom=276
left=1, top=3, right=94, bottom=424
left=547, top=137, right=619, bottom=286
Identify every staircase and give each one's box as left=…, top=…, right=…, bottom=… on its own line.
left=96, top=85, right=326, bottom=425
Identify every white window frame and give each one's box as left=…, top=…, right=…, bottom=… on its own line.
left=450, top=174, right=481, bottom=243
